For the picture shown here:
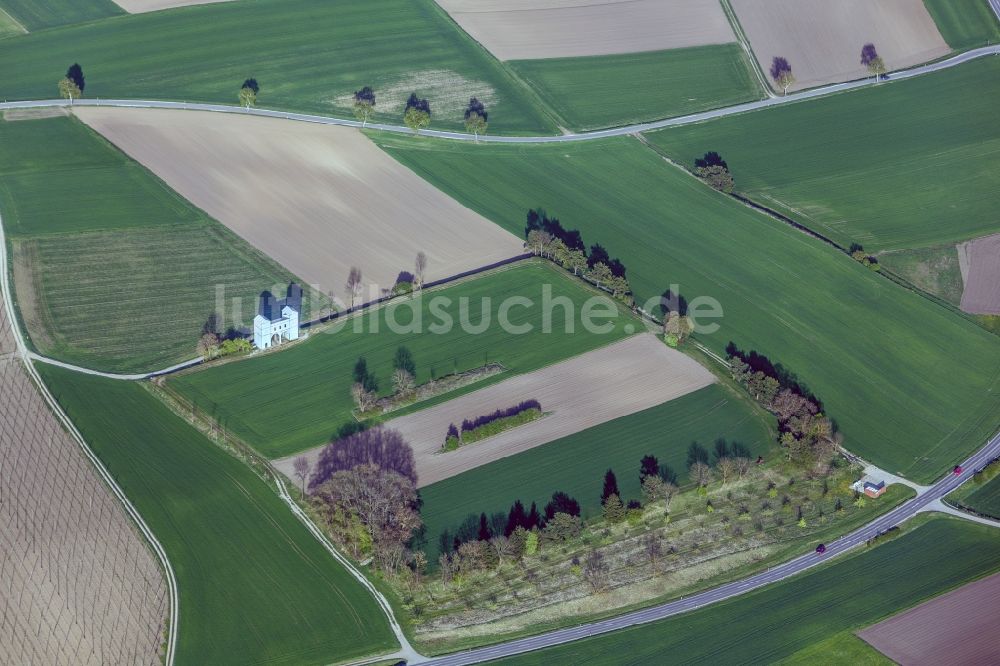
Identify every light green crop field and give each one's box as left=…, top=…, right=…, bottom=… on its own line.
left=0, top=0, right=120, bottom=31
left=494, top=516, right=1000, bottom=665
left=37, top=365, right=397, bottom=665
left=777, top=630, right=892, bottom=665
left=644, top=57, right=1000, bottom=252
left=508, top=44, right=762, bottom=131
left=0, top=6, right=26, bottom=38
left=0, top=115, right=315, bottom=373
left=169, top=262, right=637, bottom=458
left=0, top=0, right=555, bottom=133
left=376, top=133, right=1000, bottom=483
left=924, top=0, right=1000, bottom=50
left=419, top=384, right=771, bottom=561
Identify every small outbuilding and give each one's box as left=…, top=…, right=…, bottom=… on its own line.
left=863, top=480, right=886, bottom=498
left=851, top=476, right=887, bottom=498
left=253, top=283, right=301, bottom=350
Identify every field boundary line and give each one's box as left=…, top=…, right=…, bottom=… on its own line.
left=0, top=6, right=28, bottom=34
left=0, top=213, right=180, bottom=666
left=719, top=0, right=773, bottom=97
left=1, top=44, right=997, bottom=144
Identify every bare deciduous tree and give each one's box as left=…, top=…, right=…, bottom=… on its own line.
left=351, top=382, right=378, bottom=413
left=643, top=534, right=663, bottom=573
left=293, top=456, right=311, bottom=495
left=346, top=266, right=363, bottom=308
left=392, top=368, right=414, bottom=397
left=690, top=461, right=713, bottom=487
left=717, top=457, right=737, bottom=485
left=414, top=251, right=427, bottom=289
left=582, top=550, right=610, bottom=592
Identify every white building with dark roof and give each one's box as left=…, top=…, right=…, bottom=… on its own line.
left=253, top=283, right=302, bottom=350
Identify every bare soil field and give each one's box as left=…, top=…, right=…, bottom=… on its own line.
left=434, top=0, right=735, bottom=61
left=111, top=0, right=237, bottom=12
left=731, top=0, right=950, bottom=91
left=276, top=333, right=715, bottom=486
left=858, top=571, right=1000, bottom=665
left=958, top=233, right=1000, bottom=314
left=75, top=107, right=523, bottom=298
left=0, top=356, right=167, bottom=664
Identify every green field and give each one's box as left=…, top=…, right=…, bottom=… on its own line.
left=644, top=57, right=1000, bottom=252
left=0, top=115, right=314, bottom=372
left=963, top=477, right=1000, bottom=518
left=0, top=0, right=555, bottom=133
left=170, top=262, right=636, bottom=458
left=37, top=364, right=397, bottom=665
left=0, top=0, right=120, bottom=31
left=494, top=516, right=1000, bottom=665
left=0, top=115, right=204, bottom=236
left=954, top=470, right=1000, bottom=519
left=376, top=133, right=1000, bottom=483
left=419, top=384, right=772, bottom=560
left=508, top=44, right=761, bottom=131
left=924, top=0, right=1000, bottom=50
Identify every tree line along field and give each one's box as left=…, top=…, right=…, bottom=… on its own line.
left=492, top=516, right=1000, bottom=665
left=0, top=114, right=317, bottom=373
left=0, top=0, right=555, bottom=134
left=375, top=132, right=1000, bottom=484
left=0, top=0, right=121, bottom=31
left=169, top=262, right=637, bottom=458
left=419, top=384, right=772, bottom=562
left=508, top=44, right=762, bottom=131
left=36, top=364, right=397, bottom=665
left=646, top=57, right=1000, bottom=253
left=922, top=0, right=1000, bottom=51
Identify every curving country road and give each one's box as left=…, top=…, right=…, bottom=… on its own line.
left=0, top=46, right=997, bottom=144
left=419, top=431, right=1000, bottom=665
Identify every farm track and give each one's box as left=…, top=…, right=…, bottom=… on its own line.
left=1, top=23, right=999, bottom=666
left=0, top=45, right=997, bottom=144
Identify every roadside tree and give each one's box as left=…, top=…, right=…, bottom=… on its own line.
left=770, top=57, right=795, bottom=95
left=353, top=86, right=376, bottom=127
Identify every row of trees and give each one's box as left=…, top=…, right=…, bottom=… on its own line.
left=727, top=347, right=840, bottom=471
left=524, top=210, right=633, bottom=302
left=351, top=347, right=416, bottom=412
left=770, top=43, right=886, bottom=95
left=345, top=251, right=427, bottom=309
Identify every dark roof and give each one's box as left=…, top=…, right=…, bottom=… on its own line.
left=258, top=283, right=301, bottom=322
left=864, top=480, right=885, bottom=490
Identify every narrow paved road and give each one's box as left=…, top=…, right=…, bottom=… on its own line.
left=1, top=46, right=996, bottom=144
left=418, top=431, right=1000, bottom=665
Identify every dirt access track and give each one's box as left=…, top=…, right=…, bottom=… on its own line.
left=731, top=0, right=950, bottom=91
left=434, top=0, right=736, bottom=61
left=75, top=107, right=523, bottom=299
left=111, top=0, right=237, bottom=13
left=958, top=233, right=1000, bottom=315
left=858, top=570, right=1000, bottom=665
left=275, top=333, right=715, bottom=487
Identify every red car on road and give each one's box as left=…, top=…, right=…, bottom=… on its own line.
left=954, top=465, right=963, bottom=475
